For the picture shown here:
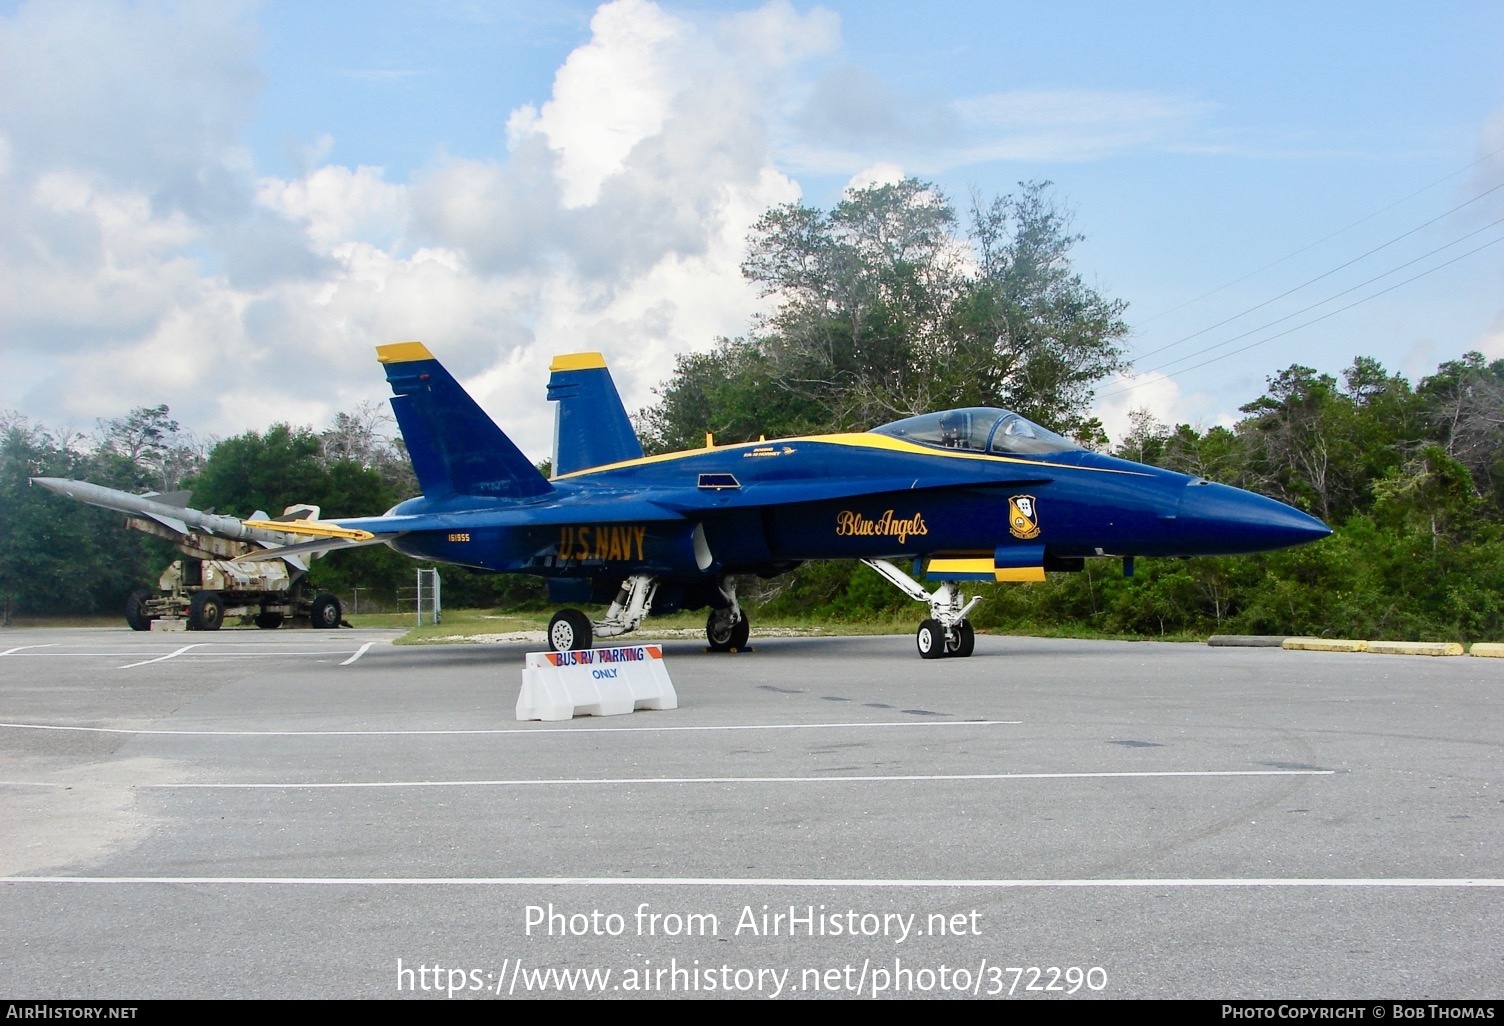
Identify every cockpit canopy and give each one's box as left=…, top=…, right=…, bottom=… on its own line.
left=870, top=407, right=1080, bottom=456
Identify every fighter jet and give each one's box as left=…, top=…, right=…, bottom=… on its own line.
left=222, top=342, right=1330, bottom=658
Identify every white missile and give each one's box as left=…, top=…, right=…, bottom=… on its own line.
left=29, top=476, right=315, bottom=547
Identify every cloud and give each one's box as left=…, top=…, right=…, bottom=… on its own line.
left=1093, top=369, right=1233, bottom=448
left=1477, top=309, right=1504, bottom=362
left=787, top=80, right=1214, bottom=174
left=507, top=0, right=688, bottom=209
left=0, top=0, right=830, bottom=462
left=0, top=0, right=261, bottom=198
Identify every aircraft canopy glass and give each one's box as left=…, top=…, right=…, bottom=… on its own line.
left=870, top=407, right=1080, bottom=456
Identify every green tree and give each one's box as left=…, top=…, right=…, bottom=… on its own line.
left=0, top=414, right=164, bottom=618
left=1417, top=352, right=1504, bottom=511
left=643, top=178, right=1128, bottom=449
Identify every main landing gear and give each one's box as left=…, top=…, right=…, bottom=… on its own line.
left=862, top=559, right=980, bottom=659
left=704, top=575, right=748, bottom=652
left=545, top=573, right=751, bottom=653
left=547, top=574, right=658, bottom=653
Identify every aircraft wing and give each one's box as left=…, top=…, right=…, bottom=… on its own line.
left=234, top=495, right=690, bottom=561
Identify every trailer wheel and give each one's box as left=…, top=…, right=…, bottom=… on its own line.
left=254, top=610, right=284, bottom=630
left=309, top=593, right=342, bottom=629
left=188, top=591, right=225, bottom=631
left=126, top=589, right=154, bottom=632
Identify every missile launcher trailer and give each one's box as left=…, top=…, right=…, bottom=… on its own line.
left=31, top=477, right=346, bottom=631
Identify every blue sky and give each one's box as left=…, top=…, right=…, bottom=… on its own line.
left=2, top=0, right=1501, bottom=460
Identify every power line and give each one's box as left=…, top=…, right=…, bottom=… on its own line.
left=1120, top=214, right=1504, bottom=383
left=1131, top=143, right=1504, bottom=332
left=1102, top=233, right=1504, bottom=400
left=1132, top=177, right=1504, bottom=365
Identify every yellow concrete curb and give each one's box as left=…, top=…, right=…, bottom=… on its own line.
left=1282, top=638, right=1368, bottom=653
left=1365, top=640, right=1465, bottom=657
left=1470, top=643, right=1504, bottom=658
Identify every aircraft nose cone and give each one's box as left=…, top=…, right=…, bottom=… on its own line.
left=1175, top=481, right=1332, bottom=554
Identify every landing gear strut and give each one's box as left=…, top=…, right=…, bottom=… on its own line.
left=863, top=559, right=980, bottom=659
left=546, top=575, right=659, bottom=653
left=544, top=573, right=753, bottom=654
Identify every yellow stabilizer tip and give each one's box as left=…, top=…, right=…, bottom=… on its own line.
left=549, top=351, right=607, bottom=372
left=242, top=519, right=376, bottom=542
left=376, top=341, right=435, bottom=364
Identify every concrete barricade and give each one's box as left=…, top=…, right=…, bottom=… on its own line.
left=518, top=644, right=678, bottom=721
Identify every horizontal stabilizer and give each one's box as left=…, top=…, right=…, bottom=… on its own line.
left=377, top=342, right=554, bottom=502
left=145, top=513, right=190, bottom=535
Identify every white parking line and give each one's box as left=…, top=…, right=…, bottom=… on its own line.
left=118, top=644, right=202, bottom=669
left=156, top=769, right=1334, bottom=789
left=0, top=644, right=56, bottom=657
left=340, top=642, right=376, bottom=665
left=0, top=719, right=1014, bottom=737
left=0, top=875, right=1497, bottom=888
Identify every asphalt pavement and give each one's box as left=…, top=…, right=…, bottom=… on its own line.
left=0, top=626, right=1500, bottom=1000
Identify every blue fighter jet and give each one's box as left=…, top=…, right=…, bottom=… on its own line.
left=244, top=341, right=1331, bottom=658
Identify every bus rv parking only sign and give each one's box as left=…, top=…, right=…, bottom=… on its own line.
left=517, top=645, right=678, bottom=721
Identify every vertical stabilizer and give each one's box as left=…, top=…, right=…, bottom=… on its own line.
left=376, top=342, right=553, bottom=501
left=546, top=352, right=645, bottom=475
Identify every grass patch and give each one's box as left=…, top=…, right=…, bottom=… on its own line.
left=6, top=608, right=1207, bottom=645
left=1, top=615, right=124, bottom=629
left=371, top=607, right=1208, bottom=645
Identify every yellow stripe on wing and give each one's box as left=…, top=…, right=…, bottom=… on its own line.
left=242, top=520, right=376, bottom=542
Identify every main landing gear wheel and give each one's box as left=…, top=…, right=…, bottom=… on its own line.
left=548, top=609, right=593, bottom=652
left=916, top=619, right=945, bottom=659
left=188, top=590, right=224, bottom=632
left=309, top=593, right=342, bottom=629
left=126, top=589, right=154, bottom=632
left=706, top=611, right=751, bottom=652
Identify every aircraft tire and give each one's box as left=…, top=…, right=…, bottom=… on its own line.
left=951, top=621, right=976, bottom=658
left=549, top=609, right=593, bottom=652
left=188, top=591, right=225, bottom=632
left=310, top=593, right=342, bottom=629
left=126, top=589, right=154, bottom=632
left=706, top=611, right=751, bottom=652
left=916, top=619, right=946, bottom=659
left=255, top=610, right=284, bottom=630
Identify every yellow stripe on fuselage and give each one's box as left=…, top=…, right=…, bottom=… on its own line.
left=376, top=341, right=435, bottom=364
left=926, top=558, right=1048, bottom=582
left=994, top=567, right=1047, bottom=582
left=551, top=432, right=1149, bottom=480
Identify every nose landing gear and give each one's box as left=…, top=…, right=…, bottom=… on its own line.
left=864, top=559, right=980, bottom=659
